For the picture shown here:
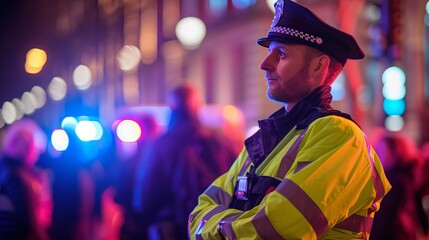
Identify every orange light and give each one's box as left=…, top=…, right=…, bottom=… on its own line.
left=222, top=105, right=241, bottom=124
left=25, top=48, right=47, bottom=74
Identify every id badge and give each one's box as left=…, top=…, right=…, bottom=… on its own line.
left=236, top=176, right=248, bottom=200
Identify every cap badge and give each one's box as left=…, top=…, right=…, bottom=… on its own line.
left=270, top=0, right=284, bottom=31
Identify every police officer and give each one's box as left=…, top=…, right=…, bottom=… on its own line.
left=188, top=0, right=391, bottom=239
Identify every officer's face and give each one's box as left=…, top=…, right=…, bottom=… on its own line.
left=259, top=42, right=320, bottom=110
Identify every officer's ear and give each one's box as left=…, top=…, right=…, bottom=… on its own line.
left=309, top=54, right=330, bottom=78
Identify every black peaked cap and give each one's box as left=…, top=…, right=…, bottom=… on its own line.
left=257, top=0, right=365, bottom=66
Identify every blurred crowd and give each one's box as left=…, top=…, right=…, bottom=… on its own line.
left=370, top=131, right=429, bottom=240
left=1, top=84, right=429, bottom=240
left=0, top=83, right=241, bottom=240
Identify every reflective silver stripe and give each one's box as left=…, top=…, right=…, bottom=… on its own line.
left=202, top=205, right=225, bottom=222
left=252, top=208, right=284, bottom=240
left=276, top=129, right=308, bottom=178
left=294, top=161, right=311, bottom=174
left=277, top=178, right=329, bottom=237
left=195, top=205, right=226, bottom=239
left=364, top=135, right=385, bottom=203
left=219, top=213, right=242, bottom=240
left=204, top=185, right=232, bottom=207
left=334, top=214, right=373, bottom=233
left=333, top=135, right=384, bottom=233
left=189, top=210, right=201, bottom=226
left=238, top=157, right=252, bottom=176
left=189, top=211, right=200, bottom=240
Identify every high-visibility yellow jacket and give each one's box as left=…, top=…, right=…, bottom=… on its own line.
left=189, top=115, right=391, bottom=239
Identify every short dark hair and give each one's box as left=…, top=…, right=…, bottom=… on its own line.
left=325, top=56, right=343, bottom=85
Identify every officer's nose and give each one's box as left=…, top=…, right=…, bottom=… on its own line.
left=260, top=52, right=275, bottom=72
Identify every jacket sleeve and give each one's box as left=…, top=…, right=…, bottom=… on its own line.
left=188, top=148, right=247, bottom=239
left=189, top=116, right=391, bottom=239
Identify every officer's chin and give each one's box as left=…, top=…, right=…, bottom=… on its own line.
left=267, top=91, right=284, bottom=104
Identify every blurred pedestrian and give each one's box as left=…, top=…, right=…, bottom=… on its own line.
left=371, top=132, right=427, bottom=240
left=49, top=128, right=94, bottom=240
left=0, top=118, right=51, bottom=240
left=132, top=82, right=238, bottom=240
left=418, top=141, right=429, bottom=237
left=113, top=114, right=160, bottom=240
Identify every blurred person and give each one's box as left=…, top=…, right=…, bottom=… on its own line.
left=0, top=118, right=51, bottom=240
left=418, top=141, right=429, bottom=237
left=370, top=132, right=427, bottom=240
left=422, top=142, right=429, bottom=162
left=113, top=114, right=161, bottom=240
left=217, top=106, right=246, bottom=155
left=132, top=82, right=238, bottom=240
left=188, top=1, right=391, bottom=239
left=49, top=128, right=95, bottom=240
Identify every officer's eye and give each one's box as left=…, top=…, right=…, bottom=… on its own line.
left=267, top=48, right=286, bottom=58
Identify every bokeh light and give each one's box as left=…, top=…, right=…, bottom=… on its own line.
left=21, top=91, right=37, bottom=115
left=383, top=83, right=406, bottom=101
left=11, top=98, right=25, bottom=120
left=48, top=76, right=67, bottom=101
left=363, top=3, right=381, bottom=22
left=25, top=48, right=47, bottom=74
left=0, top=115, right=5, bottom=129
left=61, top=116, right=78, bottom=130
left=382, top=66, right=406, bottom=101
left=73, top=65, right=92, bottom=90
left=175, top=17, right=206, bottom=49
left=117, top=45, right=142, bottom=71
left=1, top=101, right=17, bottom=124
left=116, top=119, right=142, bottom=143
left=209, top=0, right=227, bottom=13
left=31, top=85, right=47, bottom=109
left=140, top=8, right=157, bottom=64
left=383, top=99, right=406, bottom=116
left=332, top=73, right=345, bottom=101
left=75, top=120, right=103, bottom=142
left=381, top=66, right=406, bottom=132
left=232, top=0, right=256, bottom=9
left=385, top=115, right=404, bottom=132
left=222, top=105, right=242, bottom=125
left=51, top=129, right=69, bottom=151
left=426, top=1, right=429, bottom=15
left=91, top=121, right=104, bottom=141
left=382, top=66, right=406, bottom=85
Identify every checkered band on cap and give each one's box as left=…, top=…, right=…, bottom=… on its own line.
left=270, top=26, right=323, bottom=45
